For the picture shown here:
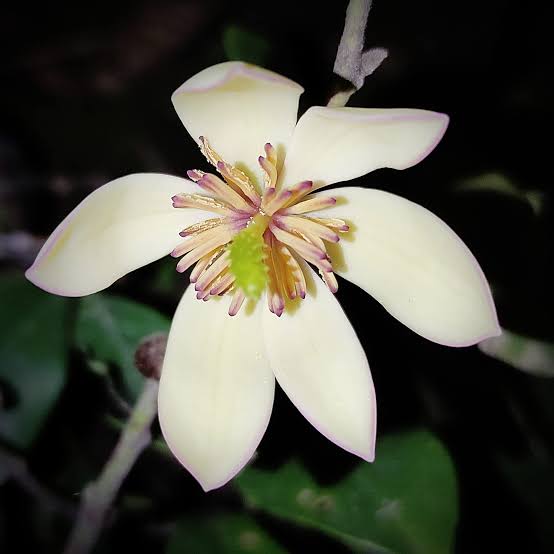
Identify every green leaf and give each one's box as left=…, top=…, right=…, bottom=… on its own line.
left=479, top=328, right=554, bottom=376
left=75, top=294, right=170, bottom=399
left=166, top=513, right=286, bottom=554
left=0, top=274, right=68, bottom=448
left=222, top=25, right=271, bottom=66
left=237, top=430, right=458, bottom=554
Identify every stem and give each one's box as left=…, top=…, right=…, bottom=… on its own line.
left=63, top=378, right=159, bottom=554
left=330, top=0, right=388, bottom=107
left=333, top=0, right=372, bottom=88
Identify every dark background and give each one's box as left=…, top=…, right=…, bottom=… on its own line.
left=1, top=0, right=553, bottom=552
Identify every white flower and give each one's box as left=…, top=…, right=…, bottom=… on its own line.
left=26, top=62, right=500, bottom=491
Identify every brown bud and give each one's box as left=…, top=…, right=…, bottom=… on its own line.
left=134, top=333, right=168, bottom=380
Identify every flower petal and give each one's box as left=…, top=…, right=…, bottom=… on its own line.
left=280, top=107, right=448, bottom=190
left=158, top=287, right=275, bottom=492
left=172, top=62, right=303, bottom=175
left=26, top=174, right=207, bottom=296
left=262, top=265, right=376, bottom=461
left=321, top=187, right=500, bottom=346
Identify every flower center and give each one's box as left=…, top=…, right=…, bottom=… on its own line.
left=171, top=137, right=348, bottom=316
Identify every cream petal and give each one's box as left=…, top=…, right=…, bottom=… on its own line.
left=26, top=173, right=207, bottom=297
left=158, top=287, right=275, bottom=492
left=172, top=62, right=303, bottom=176
left=321, top=187, right=500, bottom=346
left=280, top=107, right=448, bottom=190
left=262, top=265, right=376, bottom=461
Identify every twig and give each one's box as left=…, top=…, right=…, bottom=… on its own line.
left=329, top=0, right=388, bottom=106
left=63, top=378, right=159, bottom=554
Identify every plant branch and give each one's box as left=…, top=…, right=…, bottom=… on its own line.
left=63, top=378, right=159, bottom=554
left=330, top=0, right=388, bottom=106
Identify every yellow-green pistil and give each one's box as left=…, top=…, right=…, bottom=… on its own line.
left=229, top=214, right=268, bottom=301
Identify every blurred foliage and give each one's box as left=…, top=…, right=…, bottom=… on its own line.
left=454, top=172, right=544, bottom=215
left=238, top=431, right=457, bottom=554
left=499, top=457, right=554, bottom=554
left=222, top=25, right=271, bottom=66
left=167, top=513, right=287, bottom=554
left=0, top=274, right=68, bottom=449
left=75, top=294, right=170, bottom=400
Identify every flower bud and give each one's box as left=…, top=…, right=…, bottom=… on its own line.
left=134, top=333, right=167, bottom=380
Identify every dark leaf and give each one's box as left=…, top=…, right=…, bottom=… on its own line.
left=75, top=294, right=170, bottom=400
left=0, top=275, right=68, bottom=448
left=237, top=430, right=458, bottom=554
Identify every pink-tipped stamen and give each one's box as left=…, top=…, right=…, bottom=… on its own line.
left=187, top=169, right=205, bottom=182
left=176, top=232, right=232, bottom=273
left=210, top=271, right=235, bottom=296
left=282, top=195, right=337, bottom=215
left=194, top=250, right=230, bottom=292
left=197, top=173, right=254, bottom=212
left=228, top=289, right=246, bottom=316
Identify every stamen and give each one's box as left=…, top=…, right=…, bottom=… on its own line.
left=282, top=195, right=337, bottom=215
left=175, top=231, right=232, bottom=273
left=180, top=218, right=226, bottom=238
left=269, top=222, right=332, bottom=272
left=172, top=193, right=235, bottom=216
left=172, top=224, right=233, bottom=258
left=228, top=289, right=246, bottom=316
left=321, top=270, right=339, bottom=293
left=186, top=169, right=206, bottom=182
left=264, top=232, right=286, bottom=316
left=196, top=173, right=253, bottom=212
left=264, top=143, right=277, bottom=167
left=198, top=136, right=222, bottom=167
left=279, top=244, right=306, bottom=299
left=175, top=138, right=349, bottom=316
left=301, top=231, right=326, bottom=251
left=210, top=271, right=235, bottom=296
left=275, top=243, right=297, bottom=300
left=258, top=155, right=277, bottom=189
left=260, top=187, right=276, bottom=212
left=281, top=180, right=313, bottom=208
left=196, top=287, right=212, bottom=301
left=307, top=216, right=349, bottom=232
left=268, top=291, right=285, bottom=317
left=263, top=190, right=293, bottom=215
left=217, top=161, right=260, bottom=206
left=190, top=248, right=223, bottom=283
left=194, top=251, right=230, bottom=292
left=275, top=214, right=340, bottom=243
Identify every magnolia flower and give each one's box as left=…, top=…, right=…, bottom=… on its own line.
left=26, top=62, right=499, bottom=491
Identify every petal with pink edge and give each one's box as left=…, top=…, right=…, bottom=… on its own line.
left=172, top=62, right=303, bottom=176
left=26, top=173, right=207, bottom=297
left=158, top=287, right=275, bottom=492
left=321, top=187, right=500, bottom=346
left=262, top=265, right=376, bottom=461
left=280, top=107, right=448, bottom=190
